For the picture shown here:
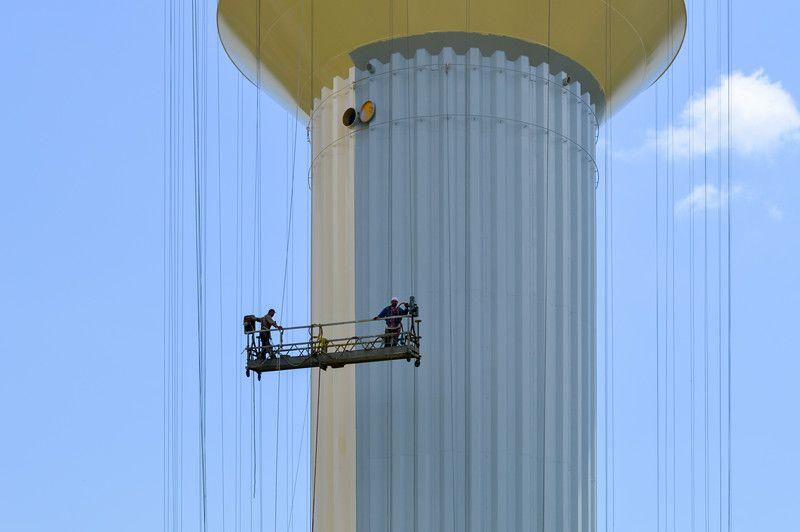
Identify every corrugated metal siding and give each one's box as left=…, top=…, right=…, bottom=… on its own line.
left=350, top=47, right=597, bottom=532
left=311, top=46, right=597, bottom=532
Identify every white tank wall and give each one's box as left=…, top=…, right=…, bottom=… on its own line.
left=311, top=72, right=357, bottom=532
left=311, top=47, right=597, bottom=532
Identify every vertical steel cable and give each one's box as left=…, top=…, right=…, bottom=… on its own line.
left=716, top=0, right=724, bottom=528
left=311, top=370, right=321, bottom=532
left=179, top=2, right=186, bottom=524
left=442, top=38, right=457, bottom=532
left=655, top=76, right=661, bottom=532
left=162, top=0, right=170, bottom=527
left=273, top=0, right=311, bottom=519
left=179, top=0, right=185, bottom=521
left=387, top=4, right=395, bottom=528
left=726, top=0, right=733, bottom=528
left=407, top=2, right=420, bottom=529
left=310, top=0, right=323, bottom=528
left=658, top=2, right=675, bottom=526
left=463, top=4, right=471, bottom=529
left=171, top=2, right=178, bottom=526
left=602, top=3, right=618, bottom=530
left=167, top=1, right=185, bottom=528
left=189, top=0, right=209, bottom=527
left=603, top=4, right=610, bottom=531
left=234, top=72, right=243, bottom=532
left=250, top=0, right=263, bottom=523
left=702, top=0, right=710, bottom=529
left=609, top=45, right=616, bottom=532
left=285, top=389, right=310, bottom=531
left=542, top=1, right=552, bottom=529
left=281, top=0, right=310, bottom=527
left=612, top=13, right=617, bottom=532
left=668, top=1, right=677, bottom=528
left=215, top=27, right=227, bottom=532
left=688, top=1, right=696, bottom=527
left=167, top=5, right=174, bottom=527
left=661, top=4, right=674, bottom=526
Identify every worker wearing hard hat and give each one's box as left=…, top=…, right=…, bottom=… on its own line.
left=373, top=297, right=409, bottom=348
left=258, top=308, right=283, bottom=359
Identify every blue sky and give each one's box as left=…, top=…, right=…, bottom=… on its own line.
left=1, top=1, right=798, bottom=531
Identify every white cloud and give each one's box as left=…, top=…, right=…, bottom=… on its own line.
left=661, top=70, right=800, bottom=157
left=767, top=205, right=785, bottom=221
left=675, top=184, right=785, bottom=221
left=674, top=183, right=742, bottom=216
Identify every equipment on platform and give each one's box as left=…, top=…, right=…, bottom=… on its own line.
left=242, top=315, right=257, bottom=349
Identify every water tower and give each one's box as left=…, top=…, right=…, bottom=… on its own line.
left=218, top=1, right=686, bottom=530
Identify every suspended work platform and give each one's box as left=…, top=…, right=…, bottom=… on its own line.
left=243, top=307, right=421, bottom=379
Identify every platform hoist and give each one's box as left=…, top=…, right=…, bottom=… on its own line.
left=243, top=297, right=422, bottom=380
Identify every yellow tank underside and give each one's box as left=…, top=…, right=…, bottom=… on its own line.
left=218, top=0, right=685, bottom=117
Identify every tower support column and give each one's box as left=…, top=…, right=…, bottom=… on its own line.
left=312, top=44, right=598, bottom=532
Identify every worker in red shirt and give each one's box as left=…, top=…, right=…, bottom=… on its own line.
left=374, top=297, right=409, bottom=348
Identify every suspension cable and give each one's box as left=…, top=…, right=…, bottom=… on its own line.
left=279, top=0, right=311, bottom=528
left=442, top=37, right=457, bottom=532
left=542, top=2, right=552, bottom=529
left=668, top=1, right=677, bottom=528
left=602, top=3, right=612, bottom=530
left=716, top=0, right=724, bottom=528
left=388, top=3, right=396, bottom=526
left=688, top=1, right=696, bottom=527
left=726, top=0, right=733, bottom=529
left=234, top=71, right=244, bottom=532
left=462, top=3, right=470, bottom=528
left=311, top=367, right=321, bottom=532
left=189, top=0, right=209, bottom=527
left=251, top=1, right=263, bottom=527
left=702, top=0, right=710, bottom=529
left=309, top=0, right=321, bottom=527
left=655, top=70, right=661, bottom=532
left=162, top=0, right=170, bottom=527
left=406, top=0, right=420, bottom=526
left=285, top=390, right=310, bottom=530
left=215, top=24, right=227, bottom=532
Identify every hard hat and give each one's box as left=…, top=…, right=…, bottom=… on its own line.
left=391, top=296, right=398, bottom=302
